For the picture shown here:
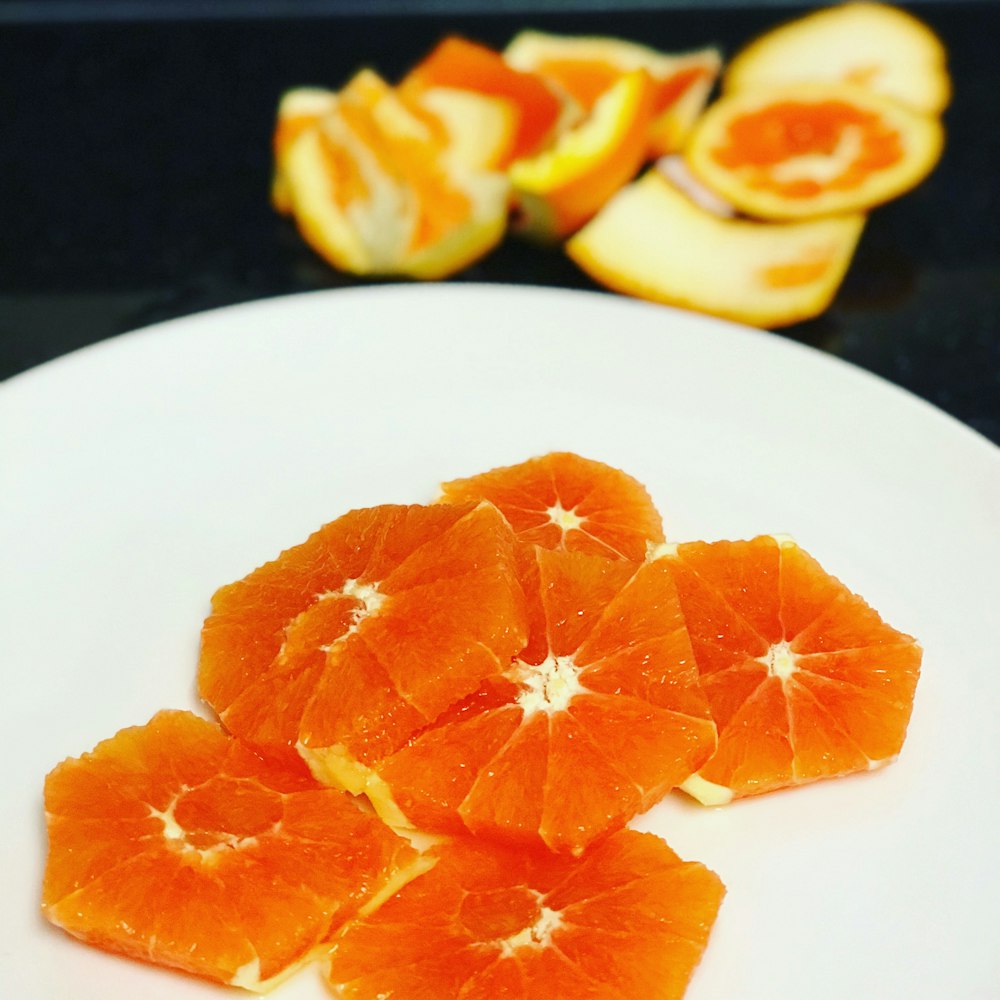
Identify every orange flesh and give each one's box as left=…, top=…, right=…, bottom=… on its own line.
left=712, top=100, right=904, bottom=198
left=760, top=251, right=835, bottom=289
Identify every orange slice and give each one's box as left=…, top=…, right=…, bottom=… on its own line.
left=567, top=169, right=865, bottom=328
left=373, top=547, right=717, bottom=854
left=198, top=501, right=528, bottom=795
left=281, top=71, right=509, bottom=278
left=725, top=2, right=951, bottom=115
left=438, top=451, right=664, bottom=562
left=685, top=82, right=944, bottom=220
left=42, top=710, right=428, bottom=992
left=271, top=87, right=338, bottom=214
left=400, top=36, right=568, bottom=164
left=326, top=830, right=725, bottom=1000
left=508, top=68, right=656, bottom=240
left=652, top=536, right=922, bottom=804
left=505, top=30, right=720, bottom=156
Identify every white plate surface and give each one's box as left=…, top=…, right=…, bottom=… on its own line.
left=2, top=284, right=998, bottom=999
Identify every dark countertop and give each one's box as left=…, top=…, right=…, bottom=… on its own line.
left=2, top=2, right=998, bottom=443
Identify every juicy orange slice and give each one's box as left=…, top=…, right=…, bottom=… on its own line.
left=685, top=82, right=944, bottom=220
left=401, top=36, right=568, bottom=164
left=652, top=536, right=922, bottom=804
left=438, top=451, right=664, bottom=562
left=505, top=30, right=720, bottom=156
left=271, top=87, right=339, bottom=214
left=724, top=1, right=951, bottom=115
left=508, top=68, right=656, bottom=239
left=198, top=502, right=528, bottom=794
left=326, top=830, right=725, bottom=1000
left=373, top=546, right=717, bottom=854
left=567, top=169, right=865, bottom=328
left=42, top=710, right=427, bottom=992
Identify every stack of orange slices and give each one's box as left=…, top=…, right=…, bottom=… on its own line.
left=273, top=2, right=949, bottom=327
left=42, top=451, right=922, bottom=998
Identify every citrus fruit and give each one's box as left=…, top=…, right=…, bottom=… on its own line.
left=401, top=36, right=569, bottom=164
left=42, top=710, right=428, bottom=992
left=198, top=501, right=528, bottom=794
left=651, top=535, right=922, bottom=805
left=507, top=68, right=656, bottom=240
left=438, top=452, right=664, bottom=562
left=326, top=829, right=725, bottom=1000
left=372, top=546, right=717, bottom=854
left=271, top=87, right=338, bottom=214
left=280, top=70, right=509, bottom=279
left=567, top=169, right=865, bottom=328
left=685, top=82, right=944, bottom=220
left=505, top=30, right=720, bottom=156
left=724, top=2, right=951, bottom=115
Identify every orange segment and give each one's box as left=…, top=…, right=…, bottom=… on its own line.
left=686, top=82, right=943, bottom=220
left=198, top=501, right=528, bottom=791
left=438, top=451, right=664, bottom=562
left=375, top=547, right=716, bottom=854
left=567, top=169, right=865, bottom=328
left=326, top=830, right=724, bottom=1000
left=655, top=535, right=922, bottom=803
left=42, top=711, right=427, bottom=992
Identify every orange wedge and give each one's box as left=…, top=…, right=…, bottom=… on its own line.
left=685, top=82, right=944, bottom=220
left=401, top=36, right=569, bottom=165
left=505, top=30, right=720, bottom=156
left=326, top=831, right=725, bottom=1000
left=508, top=68, right=656, bottom=240
left=567, top=170, right=865, bottom=327
left=652, top=536, right=922, bottom=804
left=271, top=87, right=339, bottom=214
left=725, top=2, right=951, bottom=115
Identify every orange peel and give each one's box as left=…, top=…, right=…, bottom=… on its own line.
left=566, top=169, right=865, bottom=328
left=271, top=87, right=338, bottom=214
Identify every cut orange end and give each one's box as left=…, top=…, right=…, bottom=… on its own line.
left=438, top=451, right=664, bottom=562
left=198, top=502, right=528, bottom=791
left=326, top=829, right=725, bottom=1000
left=653, top=536, right=922, bottom=803
left=42, top=710, right=426, bottom=992
left=505, top=30, right=720, bottom=156
left=724, top=1, right=951, bottom=115
left=567, top=169, right=864, bottom=328
left=374, top=546, right=717, bottom=854
left=685, top=82, right=943, bottom=220
left=401, top=36, right=567, bottom=164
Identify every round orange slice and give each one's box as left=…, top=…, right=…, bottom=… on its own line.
left=42, top=710, right=427, bottom=992
left=372, top=546, right=717, bottom=854
left=326, top=829, right=725, bottom=1000
left=198, top=501, right=528, bottom=793
left=685, top=82, right=944, bottom=220
left=724, top=1, right=951, bottom=115
left=505, top=29, right=721, bottom=156
left=438, top=452, right=664, bottom=563
left=567, top=169, right=865, bottom=328
left=653, top=535, right=922, bottom=804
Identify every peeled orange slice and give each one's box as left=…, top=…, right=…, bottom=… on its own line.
left=505, top=29, right=720, bottom=156
left=42, top=711, right=427, bottom=992
left=198, top=501, right=528, bottom=793
left=686, top=82, right=944, bottom=220
left=652, top=536, right=922, bottom=805
left=373, top=546, right=717, bottom=854
left=327, top=830, right=725, bottom=1000
left=508, top=68, right=656, bottom=239
left=438, top=451, right=664, bottom=562
left=725, top=2, right=951, bottom=115
left=567, top=170, right=864, bottom=327
left=271, top=87, right=338, bottom=214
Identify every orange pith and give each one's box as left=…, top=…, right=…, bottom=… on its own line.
left=712, top=99, right=903, bottom=198
left=326, top=830, right=725, bottom=1000
left=661, top=536, right=922, bottom=801
left=438, top=452, right=664, bottom=562
left=374, top=546, right=717, bottom=854
left=42, top=710, right=423, bottom=991
left=198, top=502, right=528, bottom=781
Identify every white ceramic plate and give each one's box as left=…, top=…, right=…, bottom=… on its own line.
left=2, top=285, right=998, bottom=999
